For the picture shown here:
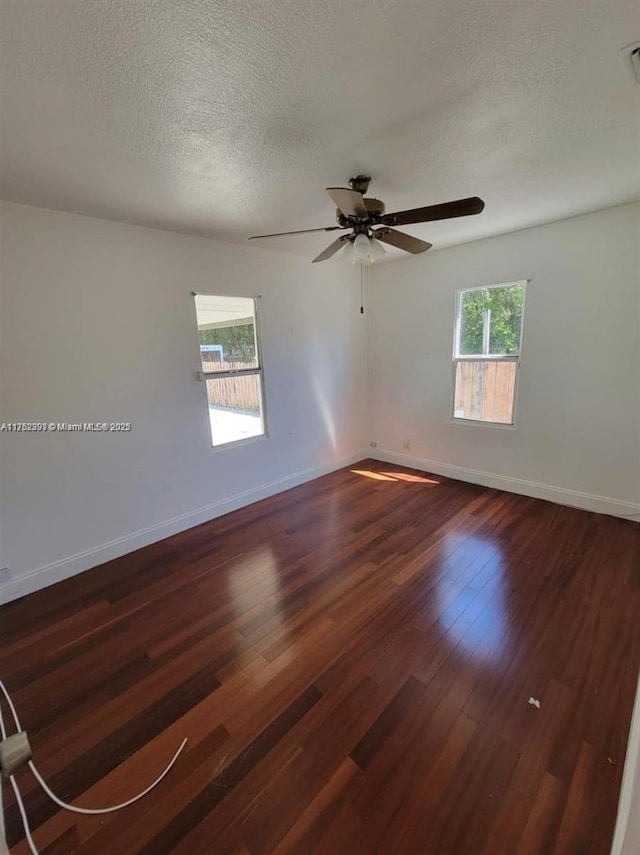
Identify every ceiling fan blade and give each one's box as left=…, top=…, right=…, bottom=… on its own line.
left=326, top=187, right=368, bottom=219
left=381, top=196, right=485, bottom=227
left=249, top=225, right=341, bottom=240
left=373, top=228, right=432, bottom=254
left=312, top=234, right=351, bottom=263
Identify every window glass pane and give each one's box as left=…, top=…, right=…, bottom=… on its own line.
left=453, top=360, right=517, bottom=424
left=194, top=295, right=258, bottom=373
left=458, top=283, right=524, bottom=356
left=205, top=374, right=264, bottom=446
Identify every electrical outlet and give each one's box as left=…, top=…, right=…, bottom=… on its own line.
left=0, top=567, right=11, bottom=584
left=370, top=441, right=377, bottom=448
left=402, top=439, right=411, bottom=451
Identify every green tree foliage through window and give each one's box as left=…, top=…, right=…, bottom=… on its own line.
left=458, top=283, right=524, bottom=356
left=199, top=323, right=256, bottom=362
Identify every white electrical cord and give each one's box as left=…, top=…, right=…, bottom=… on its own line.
left=0, top=698, right=38, bottom=855
left=28, top=740, right=187, bottom=816
left=7, top=778, right=38, bottom=855
left=0, top=677, right=187, bottom=852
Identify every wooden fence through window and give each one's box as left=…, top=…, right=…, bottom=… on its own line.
left=202, top=361, right=261, bottom=412
left=454, top=360, right=517, bottom=423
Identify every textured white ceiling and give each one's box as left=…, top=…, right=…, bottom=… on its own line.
left=1, top=0, right=639, bottom=261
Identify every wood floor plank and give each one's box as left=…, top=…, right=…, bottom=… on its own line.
left=2, top=459, right=638, bottom=854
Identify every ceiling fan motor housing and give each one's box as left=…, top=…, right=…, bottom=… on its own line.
left=364, top=198, right=385, bottom=216
left=336, top=197, right=386, bottom=229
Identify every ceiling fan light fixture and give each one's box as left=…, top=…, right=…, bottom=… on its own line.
left=353, top=233, right=371, bottom=261
left=340, top=240, right=355, bottom=264
left=369, top=237, right=386, bottom=261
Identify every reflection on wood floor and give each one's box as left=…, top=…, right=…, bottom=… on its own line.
left=2, top=459, right=639, bottom=854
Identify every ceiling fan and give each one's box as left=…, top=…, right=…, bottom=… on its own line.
left=248, top=176, right=485, bottom=263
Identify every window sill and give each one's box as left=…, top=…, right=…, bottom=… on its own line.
left=210, top=432, right=269, bottom=453
left=450, top=417, right=516, bottom=430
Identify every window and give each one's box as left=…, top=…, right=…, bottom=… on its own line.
left=193, top=294, right=266, bottom=447
left=452, top=281, right=526, bottom=425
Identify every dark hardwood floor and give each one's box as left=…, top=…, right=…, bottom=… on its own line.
left=1, top=460, right=639, bottom=854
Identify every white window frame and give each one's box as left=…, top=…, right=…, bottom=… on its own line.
left=451, top=280, right=527, bottom=427
left=192, top=292, right=268, bottom=450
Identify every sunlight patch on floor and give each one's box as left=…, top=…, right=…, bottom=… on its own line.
left=351, top=470, right=397, bottom=481
left=382, top=471, right=439, bottom=484
left=351, top=469, right=439, bottom=484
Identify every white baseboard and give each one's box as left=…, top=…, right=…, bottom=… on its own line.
left=611, top=672, right=640, bottom=855
left=369, top=448, right=640, bottom=520
left=0, top=449, right=368, bottom=605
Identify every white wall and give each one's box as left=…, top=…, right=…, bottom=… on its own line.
left=0, top=202, right=367, bottom=602
left=368, top=203, right=640, bottom=517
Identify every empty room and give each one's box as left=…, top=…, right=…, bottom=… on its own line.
left=1, top=1, right=639, bottom=853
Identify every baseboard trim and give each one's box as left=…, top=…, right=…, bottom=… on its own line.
left=611, top=672, right=640, bottom=855
left=0, top=449, right=368, bottom=605
left=369, top=448, right=640, bottom=520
